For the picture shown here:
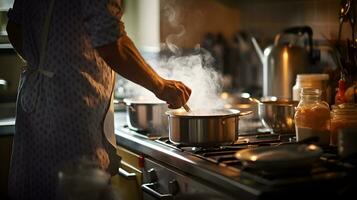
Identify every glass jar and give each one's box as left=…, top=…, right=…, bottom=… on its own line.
left=294, top=88, right=331, bottom=145
left=330, top=103, right=357, bottom=146
left=292, top=74, right=330, bottom=104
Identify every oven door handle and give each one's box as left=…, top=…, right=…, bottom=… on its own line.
left=118, top=167, right=137, bottom=180
left=141, top=182, right=173, bottom=200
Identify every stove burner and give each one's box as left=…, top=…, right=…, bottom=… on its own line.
left=154, top=133, right=356, bottom=187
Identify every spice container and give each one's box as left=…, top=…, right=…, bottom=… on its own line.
left=330, top=103, right=357, bottom=146
left=294, top=88, right=331, bottom=145
left=292, top=74, right=330, bottom=104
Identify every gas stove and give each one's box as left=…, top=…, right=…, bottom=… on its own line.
left=114, top=113, right=357, bottom=200
left=154, top=133, right=355, bottom=187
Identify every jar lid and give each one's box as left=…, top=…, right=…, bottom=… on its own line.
left=300, top=88, right=321, bottom=95
left=296, top=74, right=329, bottom=81
left=331, top=103, right=357, bottom=115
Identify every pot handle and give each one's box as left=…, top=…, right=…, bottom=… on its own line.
left=239, top=111, right=253, bottom=116
left=113, top=99, right=136, bottom=112
left=113, top=99, right=125, bottom=105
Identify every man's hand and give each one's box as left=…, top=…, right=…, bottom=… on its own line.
left=97, top=35, right=192, bottom=109
left=155, top=79, right=191, bottom=109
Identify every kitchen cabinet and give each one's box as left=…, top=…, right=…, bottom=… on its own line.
left=0, top=128, right=13, bottom=200
left=111, top=146, right=143, bottom=200
left=0, top=44, right=25, bottom=103
left=0, top=102, right=15, bottom=199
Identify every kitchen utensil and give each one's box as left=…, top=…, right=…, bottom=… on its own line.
left=220, top=92, right=259, bottom=120
left=123, top=98, right=169, bottom=135
left=182, top=104, right=191, bottom=112
left=252, top=26, right=314, bottom=100
left=235, top=144, right=322, bottom=174
left=258, top=99, right=298, bottom=134
left=165, top=109, right=252, bottom=146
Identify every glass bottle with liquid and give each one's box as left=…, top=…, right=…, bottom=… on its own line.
left=294, top=88, right=331, bottom=145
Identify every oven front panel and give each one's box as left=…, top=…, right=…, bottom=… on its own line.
left=142, top=157, right=235, bottom=200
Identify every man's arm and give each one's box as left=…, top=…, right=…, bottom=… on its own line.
left=6, top=20, right=25, bottom=59
left=97, top=35, right=191, bottom=109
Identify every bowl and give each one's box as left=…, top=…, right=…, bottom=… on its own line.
left=258, top=99, right=298, bottom=134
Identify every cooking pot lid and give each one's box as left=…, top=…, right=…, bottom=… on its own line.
left=123, top=98, right=166, bottom=105
left=235, top=144, right=322, bottom=173
left=165, top=109, right=242, bottom=117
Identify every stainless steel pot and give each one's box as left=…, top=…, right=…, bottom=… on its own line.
left=258, top=99, right=298, bottom=134
left=123, top=98, right=168, bottom=135
left=166, top=109, right=251, bottom=146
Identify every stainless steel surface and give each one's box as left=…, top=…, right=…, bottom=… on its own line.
left=114, top=112, right=356, bottom=200
left=142, top=157, right=235, bottom=200
left=220, top=92, right=260, bottom=120
left=0, top=78, right=7, bottom=89
left=114, top=123, right=259, bottom=199
left=253, top=26, right=314, bottom=100
left=124, top=99, right=168, bottom=135
left=258, top=100, right=297, bottom=134
left=118, top=167, right=137, bottom=180
left=165, top=109, right=250, bottom=146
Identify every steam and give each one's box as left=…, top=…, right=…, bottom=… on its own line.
left=162, top=1, right=186, bottom=55
left=116, top=0, right=225, bottom=110
left=155, top=49, right=224, bottom=110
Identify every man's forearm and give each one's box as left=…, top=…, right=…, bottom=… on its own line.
left=97, top=35, right=163, bottom=95
left=6, top=21, right=25, bottom=59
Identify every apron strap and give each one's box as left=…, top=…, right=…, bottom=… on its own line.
left=38, top=0, right=56, bottom=77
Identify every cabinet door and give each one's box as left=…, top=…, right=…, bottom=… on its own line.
left=111, top=146, right=143, bottom=200
left=0, top=135, right=13, bottom=200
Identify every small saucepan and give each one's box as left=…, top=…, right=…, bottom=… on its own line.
left=166, top=109, right=252, bottom=146
left=257, top=97, right=298, bottom=134
left=122, top=98, right=169, bottom=135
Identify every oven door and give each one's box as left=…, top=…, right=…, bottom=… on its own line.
left=111, top=146, right=143, bottom=200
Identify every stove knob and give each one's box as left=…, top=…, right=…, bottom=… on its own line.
left=147, top=168, right=158, bottom=183
left=168, top=179, right=179, bottom=195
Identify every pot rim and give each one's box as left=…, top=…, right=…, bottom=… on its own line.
left=123, top=98, right=166, bottom=105
left=259, top=100, right=298, bottom=106
left=165, top=108, right=248, bottom=118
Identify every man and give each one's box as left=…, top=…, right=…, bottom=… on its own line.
left=6, top=0, right=191, bottom=199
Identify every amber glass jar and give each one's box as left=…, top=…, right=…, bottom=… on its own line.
left=294, top=88, right=331, bottom=145
left=330, top=104, right=357, bottom=146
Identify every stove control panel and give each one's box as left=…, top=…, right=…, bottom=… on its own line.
left=142, top=157, right=235, bottom=200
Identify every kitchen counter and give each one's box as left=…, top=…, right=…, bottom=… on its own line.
left=114, top=111, right=261, bottom=200
left=114, top=111, right=356, bottom=200
left=0, top=117, right=14, bottom=136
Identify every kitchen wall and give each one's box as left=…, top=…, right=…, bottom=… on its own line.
left=160, top=0, right=241, bottom=48
left=160, top=0, right=352, bottom=48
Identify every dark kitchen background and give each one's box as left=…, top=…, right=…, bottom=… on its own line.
left=0, top=0, right=351, bottom=100
left=117, top=0, right=350, bottom=99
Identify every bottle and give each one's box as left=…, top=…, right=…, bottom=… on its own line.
left=330, top=103, right=357, bottom=146
left=335, top=76, right=347, bottom=105
left=294, top=88, right=331, bottom=145
left=292, top=74, right=330, bottom=104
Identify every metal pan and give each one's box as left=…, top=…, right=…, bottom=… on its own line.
left=122, top=98, right=169, bottom=135
left=165, top=109, right=252, bottom=146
